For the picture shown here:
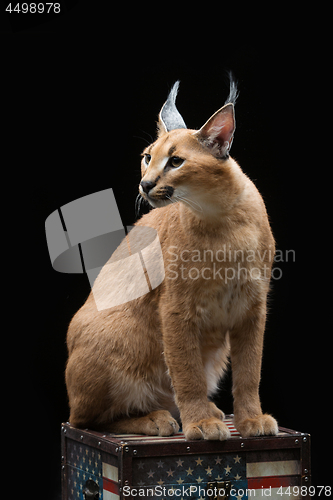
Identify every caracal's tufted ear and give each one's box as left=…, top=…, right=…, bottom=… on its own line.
left=157, top=81, right=187, bottom=137
left=194, top=103, right=235, bottom=159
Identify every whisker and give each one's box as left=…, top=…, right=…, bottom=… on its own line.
left=179, top=193, right=203, bottom=212
left=166, top=195, right=177, bottom=204
left=133, top=136, right=151, bottom=146
left=133, top=130, right=154, bottom=146
left=135, top=193, right=146, bottom=218
left=174, top=192, right=203, bottom=213
left=140, top=129, right=154, bottom=143
left=185, top=198, right=202, bottom=212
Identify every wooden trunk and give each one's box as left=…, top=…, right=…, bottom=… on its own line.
left=61, top=416, right=311, bottom=500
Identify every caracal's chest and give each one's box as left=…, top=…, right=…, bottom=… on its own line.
left=193, top=276, right=257, bottom=331
left=163, top=230, right=261, bottom=330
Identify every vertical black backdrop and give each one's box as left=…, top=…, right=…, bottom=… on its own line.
left=3, top=10, right=326, bottom=498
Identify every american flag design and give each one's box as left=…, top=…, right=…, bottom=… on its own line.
left=65, top=418, right=302, bottom=499
left=131, top=450, right=300, bottom=499
left=66, top=441, right=119, bottom=500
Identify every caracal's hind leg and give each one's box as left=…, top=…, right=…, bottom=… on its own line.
left=107, top=410, right=179, bottom=436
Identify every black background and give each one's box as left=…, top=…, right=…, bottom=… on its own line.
left=2, top=6, right=327, bottom=499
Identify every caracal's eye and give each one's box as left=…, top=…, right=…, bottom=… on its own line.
left=170, top=156, right=184, bottom=168
left=144, top=154, right=151, bottom=166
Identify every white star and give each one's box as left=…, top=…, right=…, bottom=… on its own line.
left=195, top=457, right=203, bottom=466
left=137, top=480, right=145, bottom=487
left=235, top=473, right=242, bottom=480
left=234, top=455, right=241, bottom=463
left=196, top=476, right=203, bottom=483
left=157, top=460, right=164, bottom=468
left=224, top=465, right=232, bottom=475
left=215, top=456, right=222, bottom=464
left=157, top=479, right=164, bottom=485
left=177, top=478, right=184, bottom=484
left=205, top=466, right=213, bottom=475
left=137, top=461, right=144, bottom=469
left=215, top=474, right=223, bottom=480
left=186, top=467, right=193, bottom=475
left=147, top=470, right=155, bottom=478
left=176, top=458, right=184, bottom=467
left=166, top=469, right=174, bottom=477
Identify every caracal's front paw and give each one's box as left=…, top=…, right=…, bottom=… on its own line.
left=184, top=417, right=231, bottom=441
left=235, top=413, right=278, bottom=437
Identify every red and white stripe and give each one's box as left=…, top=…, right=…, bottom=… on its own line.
left=247, top=457, right=301, bottom=499
left=102, top=462, right=120, bottom=500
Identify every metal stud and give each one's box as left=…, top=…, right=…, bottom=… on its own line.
left=124, top=446, right=129, bottom=452
left=133, top=450, right=137, bottom=455
left=304, top=469, right=308, bottom=474
left=80, top=435, right=84, bottom=441
left=186, top=446, right=190, bottom=452
left=98, top=441, right=101, bottom=446
left=295, top=439, right=299, bottom=444
left=240, top=442, right=244, bottom=448
left=303, top=437, right=307, bottom=442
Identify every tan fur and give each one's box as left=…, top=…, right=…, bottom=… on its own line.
left=66, top=107, right=278, bottom=440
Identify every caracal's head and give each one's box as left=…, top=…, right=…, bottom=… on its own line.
left=139, top=79, right=242, bottom=216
